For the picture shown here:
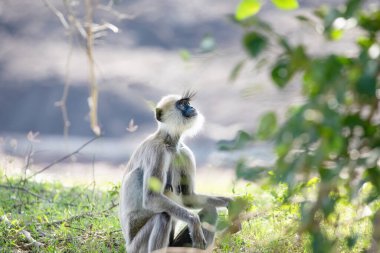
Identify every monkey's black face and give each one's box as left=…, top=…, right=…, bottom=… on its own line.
left=176, top=99, right=197, bottom=118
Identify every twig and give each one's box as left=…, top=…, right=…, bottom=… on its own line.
left=42, top=0, right=74, bottom=137
left=56, top=25, right=74, bottom=138
left=41, top=0, right=69, bottom=29
left=0, top=184, right=43, bottom=199
left=44, top=202, right=118, bottom=227
left=1, top=215, right=44, bottom=248
left=97, top=4, right=135, bottom=20
left=85, top=0, right=101, bottom=136
left=0, top=184, right=79, bottom=207
left=23, top=143, right=34, bottom=182
left=63, top=224, right=86, bottom=232
left=27, top=136, right=100, bottom=180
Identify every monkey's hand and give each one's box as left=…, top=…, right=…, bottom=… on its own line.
left=188, top=214, right=206, bottom=249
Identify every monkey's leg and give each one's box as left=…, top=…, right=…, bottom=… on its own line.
left=170, top=206, right=217, bottom=248
left=169, top=220, right=176, bottom=245
left=148, top=212, right=172, bottom=252
left=127, top=212, right=172, bottom=253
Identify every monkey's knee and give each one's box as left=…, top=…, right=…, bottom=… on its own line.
left=153, top=212, right=172, bottom=239
left=199, top=206, right=217, bottom=225
left=157, top=212, right=172, bottom=228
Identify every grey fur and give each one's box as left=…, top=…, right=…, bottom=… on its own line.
left=119, top=94, right=231, bottom=253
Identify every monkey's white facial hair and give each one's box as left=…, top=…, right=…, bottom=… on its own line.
left=182, top=112, right=205, bottom=138
left=156, top=94, right=205, bottom=138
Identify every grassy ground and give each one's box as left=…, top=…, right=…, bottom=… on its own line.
left=215, top=183, right=372, bottom=253
left=0, top=169, right=372, bottom=253
left=0, top=174, right=124, bottom=252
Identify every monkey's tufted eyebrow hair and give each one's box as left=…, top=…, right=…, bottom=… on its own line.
left=181, top=90, right=197, bottom=101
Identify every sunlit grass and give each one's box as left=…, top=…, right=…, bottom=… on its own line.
left=0, top=172, right=124, bottom=252
left=0, top=167, right=373, bottom=252
left=215, top=182, right=372, bottom=253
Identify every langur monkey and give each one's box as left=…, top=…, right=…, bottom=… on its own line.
left=119, top=92, right=231, bottom=252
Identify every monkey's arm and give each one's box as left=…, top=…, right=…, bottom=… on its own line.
left=180, top=176, right=231, bottom=208
left=177, top=146, right=232, bottom=208
left=143, top=151, right=207, bottom=249
left=182, top=194, right=231, bottom=208
left=143, top=163, right=194, bottom=222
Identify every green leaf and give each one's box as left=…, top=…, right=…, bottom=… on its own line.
left=356, top=36, right=373, bottom=49
left=344, top=0, right=362, bottom=18
left=314, top=5, right=329, bottom=19
left=296, top=15, right=317, bottom=29
left=311, top=230, right=334, bottom=253
left=236, top=160, right=267, bottom=181
left=365, top=167, right=380, bottom=192
left=179, top=49, right=191, bottom=61
left=148, top=177, right=162, bottom=193
left=243, top=32, right=267, bottom=58
left=229, top=60, right=246, bottom=82
left=329, top=28, right=344, bottom=40
left=199, top=34, right=216, bottom=53
left=227, top=196, right=251, bottom=220
left=234, top=130, right=253, bottom=147
left=271, top=0, right=299, bottom=10
left=217, top=130, right=253, bottom=151
left=356, top=60, right=377, bottom=99
left=346, top=234, right=358, bottom=249
left=306, top=177, right=320, bottom=187
left=235, top=0, right=261, bottom=20
left=319, top=168, right=339, bottom=182
left=358, top=10, right=380, bottom=32
left=271, top=58, right=293, bottom=88
left=291, top=45, right=309, bottom=69
left=216, top=215, right=230, bottom=231
left=321, top=194, right=337, bottom=218
left=257, top=112, right=277, bottom=140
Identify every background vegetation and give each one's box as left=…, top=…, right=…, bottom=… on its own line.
left=225, top=0, right=380, bottom=252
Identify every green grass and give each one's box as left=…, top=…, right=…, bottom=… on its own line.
left=0, top=175, right=124, bottom=252
left=0, top=171, right=372, bottom=252
left=216, top=183, right=372, bottom=253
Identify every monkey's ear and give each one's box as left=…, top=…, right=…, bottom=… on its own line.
left=155, top=108, right=163, bottom=122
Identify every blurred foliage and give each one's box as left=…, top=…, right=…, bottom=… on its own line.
left=148, top=176, right=163, bottom=193
left=226, top=0, right=380, bottom=252
left=217, top=130, right=253, bottom=151
left=235, top=0, right=300, bottom=21
left=235, top=0, right=262, bottom=21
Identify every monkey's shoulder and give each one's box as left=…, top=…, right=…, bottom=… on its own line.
left=171, top=145, right=195, bottom=166
left=134, top=137, right=167, bottom=154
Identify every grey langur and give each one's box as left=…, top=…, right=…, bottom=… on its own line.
left=119, top=92, right=231, bottom=252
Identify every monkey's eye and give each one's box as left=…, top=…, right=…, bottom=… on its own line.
left=176, top=99, right=191, bottom=111
left=178, top=99, right=189, bottom=107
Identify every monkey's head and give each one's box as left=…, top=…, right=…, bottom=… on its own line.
left=155, top=91, right=204, bottom=136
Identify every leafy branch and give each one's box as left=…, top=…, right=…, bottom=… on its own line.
left=227, top=0, right=380, bottom=251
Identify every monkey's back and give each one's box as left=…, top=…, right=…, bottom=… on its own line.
left=119, top=135, right=169, bottom=215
